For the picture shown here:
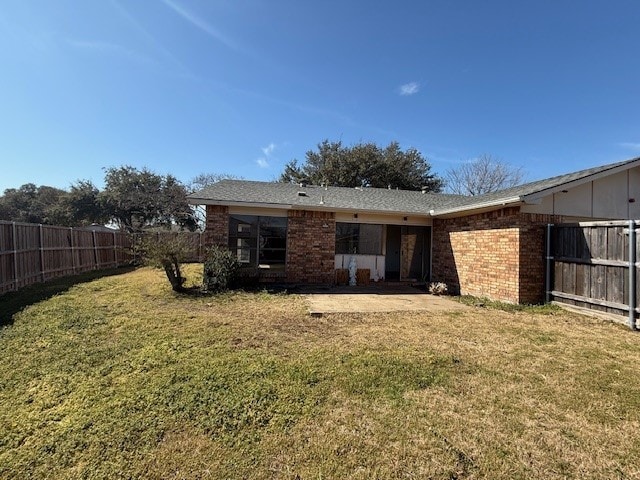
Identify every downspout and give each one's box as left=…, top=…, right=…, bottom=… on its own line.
left=629, top=220, right=637, bottom=331
left=545, top=224, right=553, bottom=304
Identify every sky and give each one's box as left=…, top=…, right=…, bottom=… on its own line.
left=0, top=0, right=639, bottom=193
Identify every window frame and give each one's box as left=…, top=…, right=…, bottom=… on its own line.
left=228, top=215, right=288, bottom=271
left=335, top=222, right=383, bottom=255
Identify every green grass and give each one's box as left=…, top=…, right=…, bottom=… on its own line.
left=454, top=294, right=563, bottom=314
left=1, top=265, right=640, bottom=479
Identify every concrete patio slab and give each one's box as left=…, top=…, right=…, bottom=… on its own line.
left=299, top=285, right=472, bottom=315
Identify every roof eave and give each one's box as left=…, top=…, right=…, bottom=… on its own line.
left=522, top=157, right=640, bottom=203
left=188, top=198, right=431, bottom=218
left=430, top=196, right=523, bottom=217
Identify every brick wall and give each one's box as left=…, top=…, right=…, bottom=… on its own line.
left=204, top=205, right=229, bottom=247
left=286, top=210, right=336, bottom=284
left=432, top=208, right=562, bottom=304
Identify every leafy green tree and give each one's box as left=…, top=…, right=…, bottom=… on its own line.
left=62, top=180, right=108, bottom=226
left=279, top=140, right=443, bottom=192
left=100, top=166, right=196, bottom=232
left=0, top=183, right=69, bottom=224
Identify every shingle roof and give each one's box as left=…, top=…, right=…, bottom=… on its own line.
left=433, top=157, right=640, bottom=215
left=188, top=157, right=640, bottom=217
left=189, top=180, right=466, bottom=215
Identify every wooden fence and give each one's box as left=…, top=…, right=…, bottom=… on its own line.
left=546, top=220, right=639, bottom=329
left=0, top=221, right=205, bottom=296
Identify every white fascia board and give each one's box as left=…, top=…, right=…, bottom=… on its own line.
left=431, top=196, right=523, bottom=217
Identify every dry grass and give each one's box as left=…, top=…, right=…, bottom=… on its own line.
left=1, top=265, right=640, bottom=479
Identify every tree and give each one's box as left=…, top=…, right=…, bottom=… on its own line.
left=445, top=155, right=525, bottom=196
left=62, top=180, right=108, bottom=226
left=100, top=166, right=197, bottom=232
left=188, top=173, right=242, bottom=193
left=139, top=234, right=193, bottom=293
left=0, top=183, right=69, bottom=224
left=279, top=140, right=443, bottom=192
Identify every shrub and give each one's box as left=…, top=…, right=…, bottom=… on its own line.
left=139, top=234, right=193, bottom=292
left=203, top=245, right=240, bottom=293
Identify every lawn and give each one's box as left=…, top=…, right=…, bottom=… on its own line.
left=1, top=265, right=640, bottom=479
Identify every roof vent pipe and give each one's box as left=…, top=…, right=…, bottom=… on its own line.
left=319, top=195, right=325, bottom=205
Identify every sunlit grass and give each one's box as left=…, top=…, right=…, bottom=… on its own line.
left=1, top=265, right=640, bottom=479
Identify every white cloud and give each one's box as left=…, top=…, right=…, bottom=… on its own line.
left=398, top=82, right=420, bottom=96
left=161, top=0, right=238, bottom=50
left=256, top=158, right=269, bottom=168
left=261, top=143, right=276, bottom=157
left=618, top=142, right=640, bottom=151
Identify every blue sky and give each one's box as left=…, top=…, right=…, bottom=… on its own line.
left=1, top=0, right=639, bottom=192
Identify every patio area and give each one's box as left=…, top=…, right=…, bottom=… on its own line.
left=297, top=285, right=472, bottom=315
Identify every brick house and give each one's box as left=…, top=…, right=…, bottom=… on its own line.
left=188, top=158, right=640, bottom=304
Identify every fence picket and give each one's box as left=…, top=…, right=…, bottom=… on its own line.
left=0, top=221, right=204, bottom=295
left=548, top=220, right=639, bottom=329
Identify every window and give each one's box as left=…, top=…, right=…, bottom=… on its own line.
left=228, top=215, right=287, bottom=270
left=335, top=223, right=383, bottom=255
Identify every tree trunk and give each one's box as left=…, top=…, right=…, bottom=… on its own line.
left=162, top=258, right=185, bottom=292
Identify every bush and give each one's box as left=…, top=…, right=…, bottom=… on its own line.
left=203, top=245, right=240, bottom=293
left=139, top=234, right=192, bottom=292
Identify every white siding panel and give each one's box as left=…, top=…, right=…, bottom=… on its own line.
left=593, top=171, right=629, bottom=219
left=552, top=182, right=593, bottom=217
left=521, top=195, right=554, bottom=215
left=629, top=166, right=640, bottom=219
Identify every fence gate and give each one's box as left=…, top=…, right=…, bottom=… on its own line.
left=546, top=220, right=639, bottom=330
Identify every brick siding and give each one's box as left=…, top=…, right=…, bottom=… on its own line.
left=286, top=210, right=336, bottom=284
left=432, top=208, right=562, bottom=304
left=204, top=205, right=229, bottom=247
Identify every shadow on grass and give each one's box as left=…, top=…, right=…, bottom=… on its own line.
left=0, top=267, right=136, bottom=328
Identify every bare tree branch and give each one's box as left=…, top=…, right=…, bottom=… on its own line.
left=445, top=155, right=525, bottom=196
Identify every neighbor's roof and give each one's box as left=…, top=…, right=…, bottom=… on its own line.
left=188, top=157, right=640, bottom=217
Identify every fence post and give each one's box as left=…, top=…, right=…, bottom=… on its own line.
left=545, top=223, right=553, bottom=304
left=39, top=224, right=45, bottom=282
left=12, top=221, right=18, bottom=291
left=629, top=220, right=637, bottom=331
left=70, top=227, right=76, bottom=274
left=93, top=230, right=99, bottom=270
left=113, top=231, right=118, bottom=267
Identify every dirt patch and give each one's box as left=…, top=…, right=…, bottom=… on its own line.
left=302, top=286, right=471, bottom=315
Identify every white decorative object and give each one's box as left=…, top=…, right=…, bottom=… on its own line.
left=348, top=256, right=357, bottom=286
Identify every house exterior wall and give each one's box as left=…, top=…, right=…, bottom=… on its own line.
left=432, top=207, right=563, bottom=304
left=286, top=210, right=336, bottom=284
left=204, top=205, right=229, bottom=246
left=521, top=165, right=640, bottom=219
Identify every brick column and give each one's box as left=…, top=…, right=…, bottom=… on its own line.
left=286, top=210, right=335, bottom=284
left=204, top=205, right=229, bottom=247
left=432, top=207, right=564, bottom=304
